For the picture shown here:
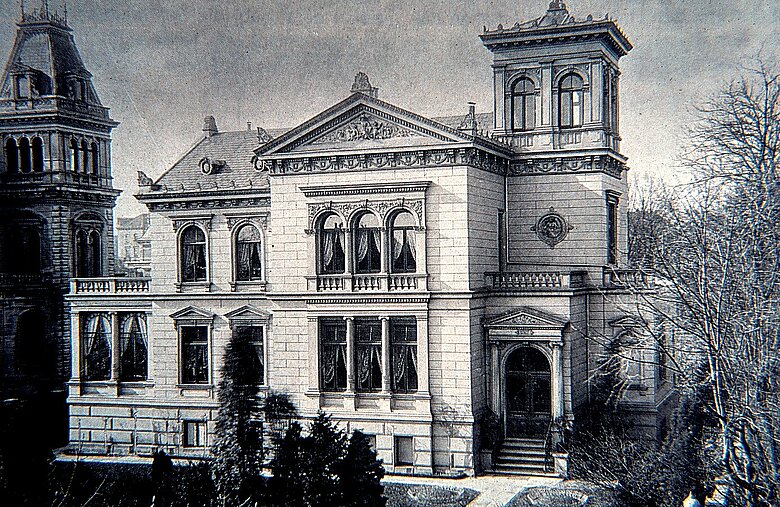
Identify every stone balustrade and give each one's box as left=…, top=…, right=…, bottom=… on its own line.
left=71, top=277, right=151, bottom=294
left=308, top=273, right=427, bottom=292
left=602, top=268, right=649, bottom=288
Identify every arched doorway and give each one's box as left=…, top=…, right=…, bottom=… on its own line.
left=505, top=346, right=551, bottom=437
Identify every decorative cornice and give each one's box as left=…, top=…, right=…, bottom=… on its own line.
left=144, top=196, right=270, bottom=212
left=226, top=214, right=268, bottom=231
left=306, top=198, right=424, bottom=232
left=510, top=154, right=624, bottom=178
left=263, top=147, right=509, bottom=176
left=171, top=215, right=213, bottom=233
left=299, top=181, right=431, bottom=198
left=306, top=297, right=429, bottom=305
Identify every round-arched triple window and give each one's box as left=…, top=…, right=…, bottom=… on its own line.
left=318, top=214, right=345, bottom=274
left=390, top=210, right=417, bottom=273
left=559, top=73, right=584, bottom=128
left=18, top=137, right=31, bottom=173
left=5, top=138, right=18, bottom=174
left=354, top=213, right=381, bottom=274
left=512, top=78, right=536, bottom=131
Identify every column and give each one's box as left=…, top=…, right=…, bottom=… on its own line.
left=306, top=316, right=319, bottom=394
left=380, top=317, right=391, bottom=393
left=343, top=228, right=353, bottom=275
left=345, top=317, right=355, bottom=393
left=417, top=315, right=430, bottom=396
left=489, top=342, right=500, bottom=413
left=379, top=227, right=388, bottom=275
left=550, top=342, right=564, bottom=421
left=493, top=67, right=506, bottom=132
left=111, top=312, right=121, bottom=396
left=70, top=312, right=81, bottom=395
left=541, top=61, right=553, bottom=127
left=591, top=59, right=603, bottom=124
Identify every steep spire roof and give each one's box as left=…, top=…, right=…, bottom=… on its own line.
left=0, top=1, right=111, bottom=120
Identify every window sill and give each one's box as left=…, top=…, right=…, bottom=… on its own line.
left=177, top=383, right=213, bottom=390
left=176, top=281, right=210, bottom=292
left=230, top=280, right=267, bottom=292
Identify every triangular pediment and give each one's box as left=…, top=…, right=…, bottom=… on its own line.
left=257, top=93, right=476, bottom=157
left=224, top=305, right=272, bottom=322
left=609, top=315, right=643, bottom=329
left=170, top=306, right=214, bottom=321
left=485, top=306, right=568, bottom=329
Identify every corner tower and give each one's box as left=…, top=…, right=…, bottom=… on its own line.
left=0, top=3, right=120, bottom=397
left=482, top=1, right=632, bottom=273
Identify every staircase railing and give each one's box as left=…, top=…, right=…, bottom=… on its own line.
left=543, top=420, right=555, bottom=473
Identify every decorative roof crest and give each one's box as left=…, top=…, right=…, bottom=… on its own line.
left=351, top=72, right=379, bottom=99
left=20, top=0, right=69, bottom=28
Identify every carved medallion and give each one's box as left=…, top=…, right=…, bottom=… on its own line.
left=532, top=208, right=573, bottom=248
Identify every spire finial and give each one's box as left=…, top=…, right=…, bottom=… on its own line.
left=63, top=0, right=67, bottom=24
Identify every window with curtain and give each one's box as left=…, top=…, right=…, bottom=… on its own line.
left=318, top=214, right=345, bottom=274
left=559, top=73, right=584, bottom=128
left=391, top=317, right=418, bottom=393
left=512, top=78, right=536, bottom=131
left=356, top=318, right=382, bottom=392
left=607, top=195, right=619, bottom=265
left=181, top=326, right=208, bottom=384
left=5, top=138, right=18, bottom=173
left=120, top=313, right=148, bottom=381
left=180, top=225, right=207, bottom=282
left=320, top=319, right=347, bottom=391
left=233, top=325, right=265, bottom=385
left=235, top=224, right=263, bottom=281
left=354, top=213, right=381, bottom=274
left=390, top=211, right=416, bottom=273
left=82, top=313, right=111, bottom=381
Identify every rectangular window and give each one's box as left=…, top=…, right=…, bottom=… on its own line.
left=181, top=326, right=209, bottom=384
left=391, top=317, right=418, bottom=393
left=81, top=313, right=111, bottom=381
left=607, top=194, right=619, bottom=265
left=16, top=75, right=28, bottom=99
left=498, top=211, right=506, bottom=271
left=355, top=318, right=382, bottom=392
left=320, top=319, right=347, bottom=391
left=394, top=436, right=414, bottom=466
left=366, top=434, right=377, bottom=450
left=119, top=313, right=148, bottom=381
left=233, top=325, right=265, bottom=386
left=183, top=420, right=206, bottom=447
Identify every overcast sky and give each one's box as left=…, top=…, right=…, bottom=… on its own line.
left=1, top=0, right=778, bottom=217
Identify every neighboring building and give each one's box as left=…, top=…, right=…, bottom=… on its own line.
left=115, top=213, right=151, bottom=276
left=64, top=1, right=673, bottom=475
left=0, top=3, right=119, bottom=409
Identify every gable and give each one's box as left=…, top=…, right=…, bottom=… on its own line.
left=224, top=305, right=272, bottom=322
left=170, top=305, right=214, bottom=321
left=485, top=306, right=568, bottom=330
left=257, top=93, right=479, bottom=157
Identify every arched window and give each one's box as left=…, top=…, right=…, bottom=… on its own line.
left=32, top=137, right=44, bottom=173
left=512, top=78, right=536, bottom=131
left=120, top=314, right=148, bottom=381
left=70, top=138, right=80, bottom=172
left=18, top=137, right=31, bottom=174
left=235, top=224, right=262, bottom=281
left=390, top=211, right=417, bottom=273
left=90, top=141, right=99, bottom=175
left=81, top=140, right=89, bottom=173
left=354, top=213, right=381, bottom=274
left=82, top=313, right=111, bottom=381
left=318, top=214, right=345, bottom=274
left=180, top=225, right=207, bottom=282
left=4, top=138, right=18, bottom=173
left=74, top=226, right=102, bottom=277
left=559, top=73, right=584, bottom=128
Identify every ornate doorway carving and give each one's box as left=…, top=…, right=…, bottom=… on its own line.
left=505, top=346, right=551, bottom=437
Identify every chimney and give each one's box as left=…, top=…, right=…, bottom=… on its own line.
left=203, top=116, right=218, bottom=138
left=247, top=121, right=252, bottom=132
left=457, top=102, right=478, bottom=134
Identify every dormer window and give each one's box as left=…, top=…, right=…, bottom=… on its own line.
left=15, top=75, right=29, bottom=99
left=512, top=78, right=536, bottom=131
left=559, top=73, right=584, bottom=128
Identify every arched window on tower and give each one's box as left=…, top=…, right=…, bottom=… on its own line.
left=5, top=138, right=18, bottom=174
left=180, top=225, right=207, bottom=282
left=512, top=78, right=536, bottom=131
left=3, top=224, right=41, bottom=274
left=318, top=214, right=345, bottom=274
left=70, top=138, right=80, bottom=172
left=32, top=137, right=44, bottom=173
left=74, top=224, right=102, bottom=277
left=81, top=140, right=89, bottom=173
left=390, top=210, right=417, bottom=273
left=354, top=212, right=381, bottom=274
left=90, top=141, right=99, bottom=175
left=559, top=73, right=584, bottom=128
left=18, top=137, right=31, bottom=173
left=235, top=224, right=263, bottom=281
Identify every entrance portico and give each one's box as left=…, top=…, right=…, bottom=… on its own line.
left=484, top=307, right=570, bottom=436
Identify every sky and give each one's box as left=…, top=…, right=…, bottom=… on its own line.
left=1, top=0, right=778, bottom=218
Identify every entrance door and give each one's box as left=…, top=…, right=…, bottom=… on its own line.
left=505, top=346, right=551, bottom=437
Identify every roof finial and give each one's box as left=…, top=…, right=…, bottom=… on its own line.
left=351, top=72, right=379, bottom=99
left=63, top=0, right=67, bottom=24
left=41, top=0, right=49, bottom=16
left=20, top=0, right=25, bottom=21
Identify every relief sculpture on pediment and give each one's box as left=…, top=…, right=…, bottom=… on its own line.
left=311, top=114, right=419, bottom=144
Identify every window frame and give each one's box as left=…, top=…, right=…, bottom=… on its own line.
left=606, top=192, right=620, bottom=265
left=73, top=218, right=104, bottom=278
left=119, top=313, right=149, bottom=382
left=355, top=317, right=382, bottom=393
left=182, top=420, right=207, bottom=448
left=353, top=212, right=382, bottom=274
left=232, top=222, right=265, bottom=285
left=390, top=317, right=418, bottom=393
left=319, top=318, right=348, bottom=392
left=179, top=325, right=211, bottom=385
left=317, top=213, right=346, bottom=275
left=394, top=435, right=414, bottom=467
left=511, top=77, right=536, bottom=132
left=81, top=313, right=112, bottom=382
left=232, top=324, right=267, bottom=387
left=558, top=73, right=585, bottom=128
left=178, top=223, right=209, bottom=285
left=389, top=210, right=417, bottom=274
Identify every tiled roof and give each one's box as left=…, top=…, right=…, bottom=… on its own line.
left=154, top=130, right=275, bottom=192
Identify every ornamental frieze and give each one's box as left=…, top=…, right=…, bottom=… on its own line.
left=511, top=155, right=624, bottom=179
left=226, top=215, right=268, bottom=231
left=264, top=147, right=509, bottom=176
left=147, top=196, right=270, bottom=212
left=306, top=198, right=424, bottom=233
left=311, top=114, right=420, bottom=144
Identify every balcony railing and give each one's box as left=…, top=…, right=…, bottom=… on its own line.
left=1, top=170, right=113, bottom=189
left=603, top=268, right=649, bottom=288
left=0, top=272, right=52, bottom=286
left=71, top=277, right=151, bottom=294
left=308, top=273, right=427, bottom=292
left=485, top=271, right=588, bottom=290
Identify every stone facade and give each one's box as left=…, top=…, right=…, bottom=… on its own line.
left=63, top=1, right=675, bottom=475
left=0, top=5, right=119, bottom=403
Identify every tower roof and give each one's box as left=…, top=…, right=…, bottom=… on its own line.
left=0, top=2, right=114, bottom=126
